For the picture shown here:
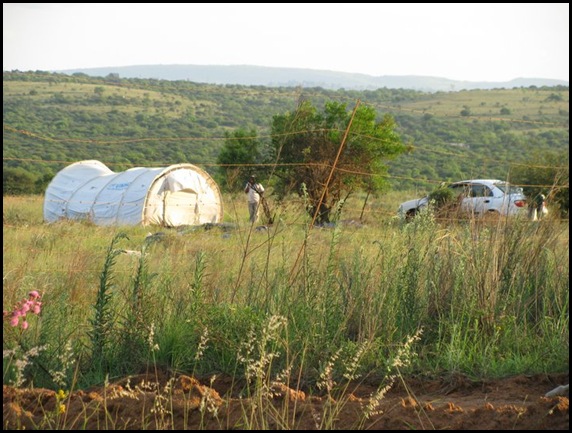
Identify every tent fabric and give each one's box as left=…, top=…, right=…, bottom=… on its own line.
left=44, top=160, right=224, bottom=227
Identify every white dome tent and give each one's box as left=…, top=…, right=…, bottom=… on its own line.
left=44, top=160, right=224, bottom=227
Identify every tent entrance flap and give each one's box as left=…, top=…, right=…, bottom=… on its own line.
left=163, top=191, right=199, bottom=227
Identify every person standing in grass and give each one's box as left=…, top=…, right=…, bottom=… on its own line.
left=534, top=192, right=547, bottom=220
left=244, top=174, right=264, bottom=223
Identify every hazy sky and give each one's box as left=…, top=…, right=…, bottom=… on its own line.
left=3, top=3, right=569, bottom=82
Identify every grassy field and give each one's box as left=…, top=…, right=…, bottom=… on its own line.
left=3, top=193, right=569, bottom=428
left=389, top=87, right=568, bottom=120
left=4, top=192, right=568, bottom=392
left=4, top=80, right=568, bottom=125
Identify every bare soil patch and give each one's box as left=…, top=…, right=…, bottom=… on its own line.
left=4, top=371, right=568, bottom=430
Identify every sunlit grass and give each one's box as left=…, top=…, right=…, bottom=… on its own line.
left=3, top=194, right=569, bottom=428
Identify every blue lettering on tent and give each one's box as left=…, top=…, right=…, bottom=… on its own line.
left=107, top=182, right=130, bottom=191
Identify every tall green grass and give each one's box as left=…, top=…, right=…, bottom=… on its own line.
left=3, top=194, right=569, bottom=397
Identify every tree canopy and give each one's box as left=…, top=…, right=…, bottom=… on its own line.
left=269, top=100, right=410, bottom=224
left=510, top=150, right=569, bottom=218
left=216, top=128, right=262, bottom=190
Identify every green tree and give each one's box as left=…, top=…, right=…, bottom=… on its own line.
left=546, top=93, right=563, bottom=102
left=3, top=167, right=37, bottom=195
left=511, top=150, right=569, bottom=218
left=35, top=172, right=55, bottom=194
left=460, top=107, right=471, bottom=116
left=270, top=100, right=409, bottom=224
left=216, top=128, right=262, bottom=190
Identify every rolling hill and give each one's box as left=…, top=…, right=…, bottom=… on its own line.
left=3, top=70, right=569, bottom=196
left=56, top=64, right=569, bottom=93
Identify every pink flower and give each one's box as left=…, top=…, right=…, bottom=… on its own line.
left=4, top=292, right=43, bottom=331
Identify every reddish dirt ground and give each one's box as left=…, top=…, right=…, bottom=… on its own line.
left=3, top=371, right=568, bottom=430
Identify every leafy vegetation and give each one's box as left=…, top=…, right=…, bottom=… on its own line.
left=3, top=195, right=569, bottom=395
left=510, top=151, right=569, bottom=218
left=268, top=101, right=407, bottom=223
left=217, top=128, right=263, bottom=190
left=3, top=71, right=569, bottom=200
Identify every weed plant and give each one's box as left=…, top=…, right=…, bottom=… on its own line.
left=3, top=194, right=569, bottom=429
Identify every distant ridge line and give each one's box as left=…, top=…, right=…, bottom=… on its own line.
left=56, top=64, right=569, bottom=93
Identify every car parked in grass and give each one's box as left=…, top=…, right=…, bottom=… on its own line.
left=397, top=179, right=529, bottom=220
